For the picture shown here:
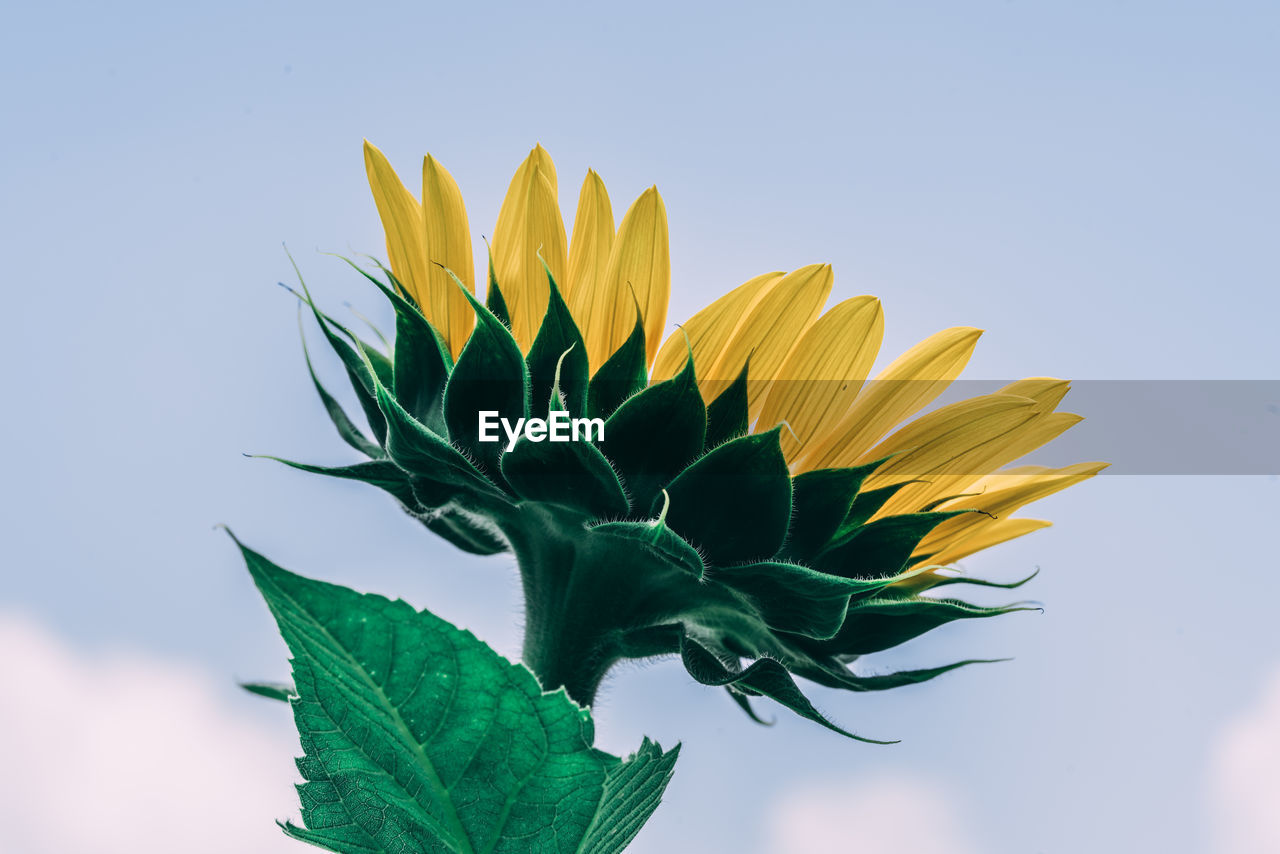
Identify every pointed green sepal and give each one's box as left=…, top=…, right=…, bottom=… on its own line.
left=587, top=305, right=648, bottom=421
left=393, top=308, right=452, bottom=436
left=840, top=480, right=921, bottom=531
left=703, top=359, right=751, bottom=449
left=372, top=371, right=508, bottom=505
left=296, top=316, right=383, bottom=459
left=285, top=267, right=391, bottom=447
left=835, top=658, right=1010, bottom=692
left=599, top=356, right=706, bottom=514
left=929, top=567, right=1042, bottom=591
left=587, top=519, right=706, bottom=578
left=678, top=634, right=896, bottom=744
left=662, top=426, right=792, bottom=564
left=442, top=270, right=531, bottom=480
left=485, top=247, right=512, bottom=329
left=332, top=256, right=455, bottom=434
left=253, top=456, right=419, bottom=509
left=782, top=462, right=885, bottom=561
left=501, top=433, right=630, bottom=519
left=422, top=510, right=510, bottom=556
left=726, top=687, right=775, bottom=726
left=817, top=511, right=970, bottom=579
left=526, top=264, right=589, bottom=420
left=709, top=561, right=933, bottom=641
left=824, top=595, right=1040, bottom=655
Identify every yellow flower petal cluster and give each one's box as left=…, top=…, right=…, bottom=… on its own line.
left=363, top=141, right=1103, bottom=573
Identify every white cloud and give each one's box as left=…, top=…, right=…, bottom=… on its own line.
left=766, top=774, right=981, bottom=854
left=1209, top=666, right=1280, bottom=854
left=0, top=612, right=301, bottom=853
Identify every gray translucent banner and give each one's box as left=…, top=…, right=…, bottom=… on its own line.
left=739, top=380, right=1280, bottom=475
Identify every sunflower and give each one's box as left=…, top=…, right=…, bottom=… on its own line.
left=280, top=141, right=1103, bottom=740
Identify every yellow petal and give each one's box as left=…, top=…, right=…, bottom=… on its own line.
left=492, top=145, right=567, bottom=350
left=977, top=410, right=1082, bottom=469
left=570, top=186, right=670, bottom=372
left=951, top=379, right=1078, bottom=493
left=859, top=394, right=1042, bottom=516
left=756, top=296, right=885, bottom=462
left=796, top=326, right=983, bottom=472
left=882, top=408, right=1085, bottom=516
left=917, top=461, right=1108, bottom=555
left=419, top=154, right=475, bottom=360
left=363, top=140, right=431, bottom=308
left=880, top=378, right=1081, bottom=514
left=927, top=518, right=1054, bottom=566
left=997, top=377, right=1070, bottom=409
left=650, top=271, right=784, bottom=395
left=565, top=170, right=614, bottom=307
left=962, top=381, right=1080, bottom=481
left=703, top=263, right=834, bottom=417
left=962, top=466, right=1054, bottom=494
left=950, top=461, right=1108, bottom=519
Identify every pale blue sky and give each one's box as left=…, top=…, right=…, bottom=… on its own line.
left=3, top=2, right=1278, bottom=852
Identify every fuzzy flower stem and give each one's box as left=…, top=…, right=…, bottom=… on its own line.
left=506, top=505, right=620, bottom=706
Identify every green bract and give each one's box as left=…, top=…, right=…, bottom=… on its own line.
left=270, top=259, right=1038, bottom=742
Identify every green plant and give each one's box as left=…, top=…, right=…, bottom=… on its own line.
left=235, top=142, right=1102, bottom=851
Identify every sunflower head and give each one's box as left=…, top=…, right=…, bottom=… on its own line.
left=279, top=142, right=1104, bottom=740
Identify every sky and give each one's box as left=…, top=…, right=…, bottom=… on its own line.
left=2, top=1, right=1278, bottom=852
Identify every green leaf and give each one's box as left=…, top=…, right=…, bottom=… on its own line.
left=526, top=268, right=589, bottom=420
left=577, top=738, right=680, bottom=854
left=703, top=360, right=750, bottom=449
left=236, top=539, right=678, bottom=854
left=662, top=427, right=791, bottom=565
left=240, top=680, right=295, bottom=702
left=586, top=309, right=647, bottom=421
left=781, top=462, right=883, bottom=562
left=501, top=434, right=629, bottom=519
left=599, top=357, right=706, bottom=514
left=443, top=280, right=530, bottom=480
